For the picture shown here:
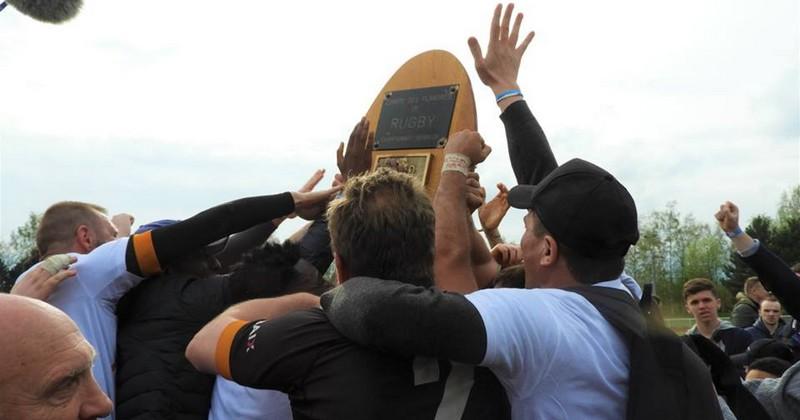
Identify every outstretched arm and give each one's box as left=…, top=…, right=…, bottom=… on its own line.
left=186, top=293, right=320, bottom=375
left=469, top=4, right=556, bottom=186
left=716, top=201, right=800, bottom=319
left=124, top=187, right=341, bottom=278
left=320, top=277, right=487, bottom=364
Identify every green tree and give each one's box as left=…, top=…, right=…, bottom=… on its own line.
left=0, top=212, right=41, bottom=292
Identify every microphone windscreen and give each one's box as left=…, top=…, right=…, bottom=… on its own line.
left=6, top=0, right=83, bottom=24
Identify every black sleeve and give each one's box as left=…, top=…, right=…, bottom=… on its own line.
left=499, top=100, right=558, bottom=185
left=296, top=219, right=333, bottom=275
left=125, top=193, right=294, bottom=277
left=741, top=244, right=800, bottom=320
left=224, top=309, right=336, bottom=391
left=320, top=277, right=487, bottom=364
left=214, top=222, right=278, bottom=270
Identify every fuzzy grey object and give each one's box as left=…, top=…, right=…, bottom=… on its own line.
left=7, top=0, right=82, bottom=23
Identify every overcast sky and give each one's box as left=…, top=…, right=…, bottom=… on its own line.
left=1, top=0, right=798, bottom=245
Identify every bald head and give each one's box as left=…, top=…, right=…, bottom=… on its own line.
left=0, top=295, right=111, bottom=419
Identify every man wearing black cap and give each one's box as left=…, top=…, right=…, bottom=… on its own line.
left=319, top=125, right=721, bottom=419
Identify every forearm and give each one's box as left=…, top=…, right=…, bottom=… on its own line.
left=482, top=228, right=504, bottom=248
left=215, top=221, right=278, bottom=269
left=469, top=218, right=499, bottom=289
left=125, top=193, right=295, bottom=276
left=500, top=100, right=557, bottom=185
left=434, top=172, right=477, bottom=293
left=740, top=241, right=800, bottom=319
left=321, top=277, right=487, bottom=364
left=186, top=292, right=319, bottom=374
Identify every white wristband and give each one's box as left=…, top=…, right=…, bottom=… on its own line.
left=442, top=153, right=471, bottom=176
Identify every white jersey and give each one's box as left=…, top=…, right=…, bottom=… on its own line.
left=465, top=278, right=634, bottom=420
left=16, top=238, right=143, bottom=419
left=209, top=376, right=292, bottom=420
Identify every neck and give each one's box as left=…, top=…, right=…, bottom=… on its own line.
left=764, top=321, right=778, bottom=334
left=695, top=318, right=721, bottom=339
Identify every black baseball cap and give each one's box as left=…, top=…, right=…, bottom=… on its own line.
left=507, top=158, right=639, bottom=258
left=730, top=338, right=795, bottom=367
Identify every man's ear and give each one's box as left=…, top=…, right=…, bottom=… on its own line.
left=333, top=253, right=349, bottom=285
left=540, top=235, right=558, bottom=267
left=75, top=224, right=93, bottom=253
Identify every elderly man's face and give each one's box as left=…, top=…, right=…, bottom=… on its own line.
left=0, top=306, right=111, bottom=419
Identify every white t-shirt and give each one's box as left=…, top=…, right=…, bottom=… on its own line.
left=209, top=376, right=292, bottom=420
left=16, top=238, right=143, bottom=419
left=464, top=279, right=632, bottom=420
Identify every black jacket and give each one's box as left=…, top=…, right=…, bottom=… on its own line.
left=115, top=222, right=332, bottom=419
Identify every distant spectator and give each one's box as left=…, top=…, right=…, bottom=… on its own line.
left=746, top=297, right=791, bottom=341
left=731, top=276, right=770, bottom=328
left=685, top=277, right=753, bottom=356
left=746, top=357, right=792, bottom=380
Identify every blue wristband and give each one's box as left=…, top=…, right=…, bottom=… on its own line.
left=495, top=89, right=522, bottom=103
left=725, top=226, right=743, bottom=238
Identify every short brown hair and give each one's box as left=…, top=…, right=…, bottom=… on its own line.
left=36, top=201, right=107, bottom=255
left=744, top=276, right=762, bottom=294
left=327, top=168, right=434, bottom=287
left=683, top=278, right=718, bottom=301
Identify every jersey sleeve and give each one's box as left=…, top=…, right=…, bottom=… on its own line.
left=73, top=237, right=145, bottom=304
left=214, top=308, right=338, bottom=392
left=464, top=289, right=555, bottom=392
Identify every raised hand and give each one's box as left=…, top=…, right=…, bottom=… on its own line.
left=468, top=3, right=535, bottom=94
left=444, top=130, right=492, bottom=166
left=11, top=255, right=77, bottom=301
left=479, top=183, right=510, bottom=231
left=291, top=185, right=343, bottom=220
left=337, top=117, right=374, bottom=180
left=111, top=213, right=135, bottom=237
left=714, top=201, right=740, bottom=233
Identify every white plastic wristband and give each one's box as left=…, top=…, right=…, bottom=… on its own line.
left=442, top=153, right=471, bottom=176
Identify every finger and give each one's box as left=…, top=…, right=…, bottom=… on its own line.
left=466, top=177, right=481, bottom=188
left=497, top=183, right=509, bottom=193
left=489, top=3, right=502, bottom=45
left=517, top=31, right=535, bottom=56
left=509, top=12, right=523, bottom=46
left=467, top=172, right=480, bottom=182
left=360, top=119, right=371, bottom=150
left=337, top=142, right=345, bottom=168
left=500, top=3, right=514, bottom=41
left=467, top=37, right=484, bottom=63
left=301, top=169, right=326, bottom=192
left=365, top=131, right=375, bottom=154
left=41, top=254, right=73, bottom=275
left=480, top=144, right=493, bottom=162
left=44, top=269, right=77, bottom=289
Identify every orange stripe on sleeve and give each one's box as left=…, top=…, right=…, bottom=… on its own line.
left=132, top=231, right=162, bottom=276
left=215, top=320, right=248, bottom=380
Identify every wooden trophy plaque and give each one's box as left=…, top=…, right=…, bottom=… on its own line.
left=366, top=50, right=477, bottom=196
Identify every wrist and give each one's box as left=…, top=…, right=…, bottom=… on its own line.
left=442, top=153, right=471, bottom=176
left=490, top=83, right=520, bottom=96
left=725, top=226, right=744, bottom=239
